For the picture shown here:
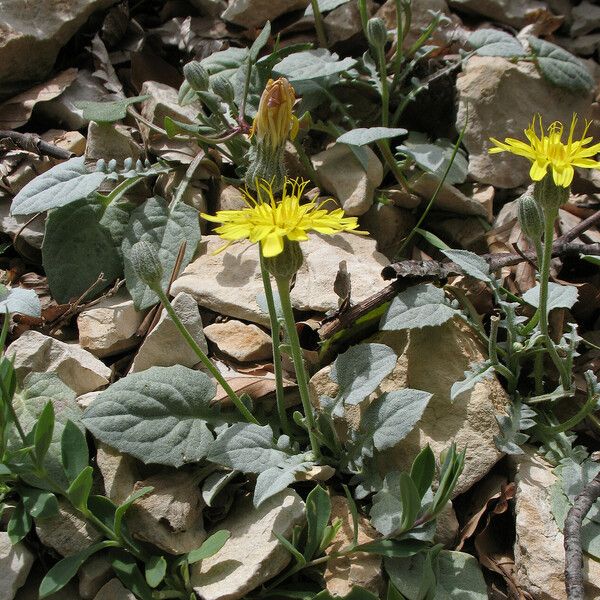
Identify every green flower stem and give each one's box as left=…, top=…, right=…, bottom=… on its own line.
left=259, top=254, right=291, bottom=436
left=274, top=277, right=321, bottom=459
left=155, top=289, right=259, bottom=425
left=538, top=207, right=571, bottom=391
left=376, top=46, right=390, bottom=128
left=376, top=139, right=409, bottom=190
left=310, top=0, right=328, bottom=48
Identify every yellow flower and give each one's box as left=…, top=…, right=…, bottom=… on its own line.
left=489, top=114, right=600, bottom=188
left=250, top=78, right=299, bottom=149
left=201, top=179, right=366, bottom=258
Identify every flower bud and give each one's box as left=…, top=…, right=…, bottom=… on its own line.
left=533, top=174, right=569, bottom=212
left=517, top=195, right=544, bottom=241
left=263, top=240, right=303, bottom=279
left=367, top=17, right=388, bottom=49
left=183, top=61, right=209, bottom=92
left=130, top=241, right=163, bottom=289
left=211, top=75, right=235, bottom=105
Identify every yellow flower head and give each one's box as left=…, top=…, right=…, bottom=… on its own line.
left=489, top=114, right=600, bottom=188
left=250, top=78, right=299, bottom=149
left=201, top=178, right=366, bottom=258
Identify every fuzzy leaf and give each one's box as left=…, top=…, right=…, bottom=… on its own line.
left=274, top=49, right=356, bottom=83
left=468, top=29, right=526, bottom=57
left=75, top=95, right=150, bottom=123
left=523, top=282, right=578, bottom=315
left=337, top=127, right=408, bottom=147
left=82, top=366, right=219, bottom=467
left=442, top=249, right=490, bottom=282
left=10, top=157, right=106, bottom=215
left=0, top=285, right=41, bottom=317
left=450, top=361, right=494, bottom=402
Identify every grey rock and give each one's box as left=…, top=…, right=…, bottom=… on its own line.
left=221, top=0, right=309, bottom=28
left=96, top=443, right=140, bottom=505
left=359, top=202, right=416, bottom=259
left=192, top=490, right=305, bottom=600
left=571, top=0, right=600, bottom=36
left=448, top=0, right=546, bottom=28
left=7, top=330, right=111, bottom=395
left=93, top=579, right=135, bottom=600
left=0, top=532, right=34, bottom=600
left=204, top=320, right=273, bottom=362
left=130, top=292, right=208, bottom=372
left=85, top=121, right=143, bottom=166
left=78, top=553, right=113, bottom=600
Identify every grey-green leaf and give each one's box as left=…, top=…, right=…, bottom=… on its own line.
left=529, top=36, right=595, bottom=92
left=380, top=283, right=459, bottom=331
left=122, top=197, right=201, bottom=309
left=468, top=29, right=526, bottom=57
left=75, top=95, right=150, bottom=123
left=10, top=157, right=106, bottom=215
left=81, top=366, right=219, bottom=467
left=337, top=127, right=408, bottom=147
left=523, top=282, right=578, bottom=315
left=331, top=343, right=397, bottom=407
left=450, top=361, right=494, bottom=402
left=442, top=249, right=490, bottom=282
left=274, top=49, right=356, bottom=83
left=0, top=286, right=41, bottom=317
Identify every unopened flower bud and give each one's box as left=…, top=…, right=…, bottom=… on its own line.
left=263, top=240, right=303, bottom=279
left=183, top=61, right=209, bottom=92
left=130, top=241, right=163, bottom=289
left=211, top=75, right=235, bottom=105
left=367, top=17, right=388, bottom=49
left=517, top=195, right=544, bottom=241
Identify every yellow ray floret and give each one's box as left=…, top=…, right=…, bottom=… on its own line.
left=489, top=114, right=600, bottom=188
left=201, top=178, right=366, bottom=258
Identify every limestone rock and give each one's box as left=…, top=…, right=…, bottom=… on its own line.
left=0, top=532, right=34, bottom=600
left=221, top=0, right=309, bottom=28
left=172, top=234, right=389, bottom=325
left=78, top=290, right=145, bottom=358
left=312, top=144, right=383, bottom=216
left=78, top=554, right=113, bottom=600
left=456, top=56, right=593, bottom=188
left=204, top=320, right=272, bottom=362
left=77, top=391, right=101, bottom=410
left=36, top=499, right=102, bottom=557
left=309, top=321, right=506, bottom=495
left=512, top=449, right=600, bottom=600
left=96, top=443, right=141, bottom=505
left=359, top=202, right=416, bottom=259
left=325, top=496, right=384, bottom=597
left=7, top=330, right=111, bottom=395
left=0, top=200, right=45, bottom=249
left=434, top=502, right=459, bottom=548
left=448, top=0, right=546, bottom=27
left=216, top=185, right=247, bottom=212
left=85, top=121, right=143, bottom=166
left=127, top=471, right=206, bottom=555
left=0, top=0, right=116, bottom=86
left=93, top=579, right=136, bottom=600
left=571, top=0, right=600, bottom=36
left=192, top=490, right=305, bottom=600
left=130, top=292, right=208, bottom=372
left=324, top=0, right=374, bottom=46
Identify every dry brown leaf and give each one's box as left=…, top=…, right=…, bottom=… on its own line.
left=0, top=69, right=78, bottom=129
left=213, top=374, right=297, bottom=407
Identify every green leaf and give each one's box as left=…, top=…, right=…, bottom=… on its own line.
left=122, top=197, right=201, bottom=309
left=410, top=446, right=436, bottom=499
left=274, top=49, right=356, bottom=83
left=0, top=285, right=41, bottom=318
left=42, top=197, right=123, bottom=303
left=415, top=228, right=451, bottom=251
left=7, top=500, right=32, bottom=543
left=361, top=389, right=432, bottom=452
left=110, top=551, right=154, bottom=600
left=304, top=485, right=331, bottom=561
left=75, top=95, right=150, bottom=123
left=187, top=530, right=231, bottom=564
left=249, top=21, right=271, bottom=62
left=523, top=282, right=578, bottom=315
left=114, top=486, right=154, bottom=539
left=494, top=398, right=537, bottom=455
left=370, top=472, right=409, bottom=536
left=66, top=466, right=93, bottom=510
left=34, top=401, right=55, bottom=464
left=61, top=420, right=89, bottom=484
left=82, top=366, right=220, bottom=468
left=39, top=541, right=117, bottom=598
left=274, top=531, right=307, bottom=566
left=399, top=473, right=421, bottom=531
left=254, top=456, right=313, bottom=507
left=10, top=156, right=106, bottom=215
left=314, top=588, right=380, bottom=600
left=380, top=283, right=459, bottom=331
left=397, top=134, right=468, bottom=186
left=330, top=343, right=397, bottom=408
left=337, top=127, right=408, bottom=147
left=145, top=555, right=167, bottom=588
left=529, top=36, right=595, bottom=92
left=450, top=361, right=494, bottom=402
left=356, top=538, right=430, bottom=558
left=386, top=550, right=488, bottom=600
left=20, top=487, right=59, bottom=519
left=442, top=249, right=490, bottom=282
left=468, top=29, right=526, bottom=57
left=581, top=254, right=600, bottom=267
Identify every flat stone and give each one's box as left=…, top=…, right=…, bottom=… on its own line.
left=172, top=233, right=389, bottom=325
left=7, top=330, right=111, bottom=395
left=325, top=495, right=384, bottom=597
left=36, top=499, right=102, bottom=557
left=130, top=292, right=208, bottom=372
left=78, top=553, right=113, bottom=600
left=309, top=320, right=507, bottom=495
left=204, top=320, right=272, bottom=362
left=93, top=579, right=136, bottom=600
left=96, top=443, right=140, bottom=505
left=85, top=121, right=143, bottom=166
left=512, top=449, right=600, bottom=599
left=221, top=0, right=309, bottom=28
left=324, top=0, right=374, bottom=45
left=0, top=199, right=45, bottom=249
left=78, top=289, right=145, bottom=358
left=0, top=0, right=116, bottom=86
left=448, top=0, right=546, bottom=27
left=312, top=144, right=383, bottom=216
left=571, top=0, right=600, bottom=36
left=0, top=532, right=34, bottom=600
left=192, top=490, right=305, bottom=600
left=127, top=472, right=206, bottom=555
left=456, top=56, right=593, bottom=188
left=359, top=202, right=416, bottom=259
